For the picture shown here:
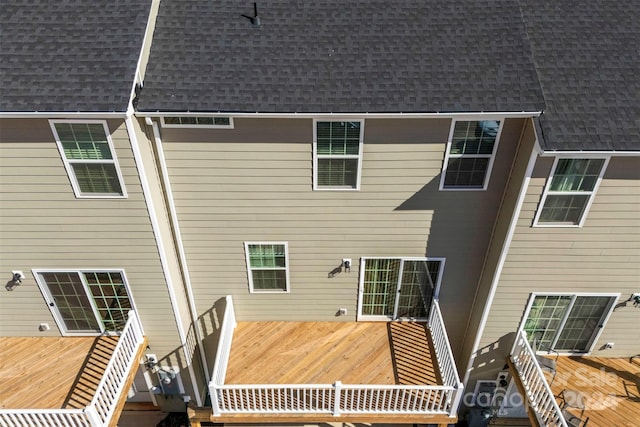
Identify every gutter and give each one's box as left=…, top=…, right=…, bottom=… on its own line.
left=136, top=111, right=543, bottom=120
left=539, top=150, right=640, bottom=156
left=0, top=112, right=127, bottom=119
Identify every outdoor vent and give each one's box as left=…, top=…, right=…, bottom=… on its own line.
left=242, top=2, right=260, bottom=26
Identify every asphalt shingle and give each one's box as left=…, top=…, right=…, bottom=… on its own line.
left=520, top=0, right=640, bottom=151
left=137, top=0, right=545, bottom=114
left=0, top=0, right=154, bottom=113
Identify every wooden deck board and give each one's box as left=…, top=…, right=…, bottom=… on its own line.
left=0, top=336, right=118, bottom=409
left=550, top=356, right=640, bottom=427
left=225, top=321, right=442, bottom=386
left=188, top=405, right=456, bottom=425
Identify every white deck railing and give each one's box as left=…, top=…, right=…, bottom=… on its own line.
left=510, top=330, right=567, bottom=427
left=428, top=300, right=464, bottom=417
left=210, top=295, right=238, bottom=416
left=210, top=296, right=461, bottom=418
left=0, top=311, right=145, bottom=427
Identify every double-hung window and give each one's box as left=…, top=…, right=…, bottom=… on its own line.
left=314, top=120, right=363, bottom=190
left=50, top=121, right=126, bottom=198
left=244, top=242, right=290, bottom=292
left=441, top=120, right=502, bottom=190
left=534, top=158, right=608, bottom=227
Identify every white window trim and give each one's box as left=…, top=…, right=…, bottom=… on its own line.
left=160, top=116, right=234, bottom=129
left=439, top=118, right=504, bottom=191
left=32, top=268, right=139, bottom=337
left=244, top=242, right=291, bottom=293
left=49, top=120, right=128, bottom=199
left=357, top=256, right=445, bottom=321
left=313, top=119, right=364, bottom=191
left=518, top=292, right=619, bottom=356
left=533, top=156, right=610, bottom=228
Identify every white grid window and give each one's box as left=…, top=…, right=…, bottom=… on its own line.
left=359, top=257, right=444, bottom=320
left=244, top=242, right=290, bottom=292
left=34, top=269, right=134, bottom=335
left=313, top=120, right=363, bottom=190
left=50, top=121, right=126, bottom=198
left=522, top=293, right=617, bottom=353
left=440, top=120, right=502, bottom=190
left=534, top=158, right=608, bottom=227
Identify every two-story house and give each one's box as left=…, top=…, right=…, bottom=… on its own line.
left=133, top=0, right=547, bottom=425
left=0, top=0, right=211, bottom=424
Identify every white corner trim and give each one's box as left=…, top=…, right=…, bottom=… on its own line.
left=149, top=119, right=211, bottom=383
left=125, top=114, right=203, bottom=406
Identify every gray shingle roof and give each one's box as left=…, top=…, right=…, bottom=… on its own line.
left=137, top=0, right=545, bottom=114
left=0, top=0, right=154, bottom=113
left=520, top=0, right=640, bottom=151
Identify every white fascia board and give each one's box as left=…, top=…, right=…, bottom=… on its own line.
left=540, top=150, right=640, bottom=157
left=0, top=112, right=127, bottom=119
left=136, top=111, right=543, bottom=120
left=127, top=0, right=161, bottom=106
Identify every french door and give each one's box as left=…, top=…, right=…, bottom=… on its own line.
left=35, top=270, right=134, bottom=335
left=522, top=294, right=617, bottom=353
left=358, top=257, right=444, bottom=320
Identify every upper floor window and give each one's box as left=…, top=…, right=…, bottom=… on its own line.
left=313, top=120, right=363, bottom=190
left=244, top=242, right=290, bottom=292
left=534, top=158, right=608, bottom=227
left=50, top=121, right=126, bottom=198
left=161, top=116, right=233, bottom=128
left=440, top=120, right=502, bottom=190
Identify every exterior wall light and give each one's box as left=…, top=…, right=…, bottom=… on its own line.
left=5, top=271, right=24, bottom=291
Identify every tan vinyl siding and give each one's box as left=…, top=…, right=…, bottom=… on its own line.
left=480, top=156, right=640, bottom=357
left=161, top=117, right=526, bottom=355
left=0, top=119, right=182, bottom=364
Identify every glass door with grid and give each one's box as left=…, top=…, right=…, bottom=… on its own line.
left=522, top=294, right=617, bottom=353
left=359, top=258, right=444, bottom=320
left=36, top=270, right=134, bottom=335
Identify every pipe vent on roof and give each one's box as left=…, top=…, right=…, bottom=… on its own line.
left=242, top=2, right=260, bottom=26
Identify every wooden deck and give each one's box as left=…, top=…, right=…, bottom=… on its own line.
left=549, top=356, right=640, bottom=427
left=0, top=336, right=118, bottom=409
left=196, top=321, right=456, bottom=425
left=225, top=321, right=442, bottom=386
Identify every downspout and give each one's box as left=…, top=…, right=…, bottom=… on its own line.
left=461, top=118, right=541, bottom=389
left=145, top=117, right=211, bottom=386
left=125, top=109, right=203, bottom=406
